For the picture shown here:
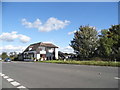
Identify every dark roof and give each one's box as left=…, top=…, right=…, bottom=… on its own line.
left=40, top=43, right=58, bottom=48
left=23, top=42, right=58, bottom=52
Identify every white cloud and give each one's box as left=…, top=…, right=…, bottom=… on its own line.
left=0, top=31, right=31, bottom=43
left=22, top=18, right=42, bottom=28
left=0, top=31, right=18, bottom=41
left=22, top=17, right=70, bottom=32
left=68, top=30, right=77, bottom=35
left=18, top=34, right=31, bottom=43
left=0, top=45, right=27, bottom=54
left=59, top=46, right=74, bottom=54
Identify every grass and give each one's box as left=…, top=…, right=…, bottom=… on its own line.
left=38, top=60, right=120, bottom=67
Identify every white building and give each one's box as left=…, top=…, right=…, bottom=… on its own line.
left=23, top=42, right=58, bottom=61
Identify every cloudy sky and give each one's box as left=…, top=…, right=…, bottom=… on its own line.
left=1, top=2, right=118, bottom=54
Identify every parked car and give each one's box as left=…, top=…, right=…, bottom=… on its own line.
left=4, top=58, right=11, bottom=62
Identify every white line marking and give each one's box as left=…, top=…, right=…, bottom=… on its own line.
left=7, top=78, right=14, bottom=82
left=10, top=81, right=20, bottom=86
left=1, top=74, right=5, bottom=76
left=17, top=86, right=26, bottom=88
left=2, top=73, right=27, bottom=89
left=114, top=77, right=120, bottom=80
left=3, top=76, right=9, bottom=79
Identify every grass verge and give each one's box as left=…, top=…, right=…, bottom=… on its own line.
left=38, top=60, right=120, bottom=67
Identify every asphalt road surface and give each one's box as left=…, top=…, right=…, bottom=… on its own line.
left=1, top=61, right=119, bottom=88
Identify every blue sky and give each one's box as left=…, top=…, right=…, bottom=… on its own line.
left=1, top=2, right=118, bottom=53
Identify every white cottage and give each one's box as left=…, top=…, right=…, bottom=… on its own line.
left=23, top=42, right=58, bottom=61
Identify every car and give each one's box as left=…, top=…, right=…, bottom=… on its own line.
left=4, top=58, right=11, bottom=62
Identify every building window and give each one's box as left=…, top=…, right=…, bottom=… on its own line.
left=47, top=47, right=54, bottom=53
left=29, top=48, right=32, bottom=50
left=39, top=46, right=45, bottom=51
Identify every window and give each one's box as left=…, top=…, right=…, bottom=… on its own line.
left=29, top=48, right=32, bottom=50
left=47, top=48, right=54, bottom=53
left=39, top=46, right=45, bottom=51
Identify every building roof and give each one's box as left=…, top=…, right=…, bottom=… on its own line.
left=40, top=43, right=58, bottom=48
left=23, top=42, right=58, bottom=52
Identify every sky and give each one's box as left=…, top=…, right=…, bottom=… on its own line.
left=0, top=2, right=118, bottom=54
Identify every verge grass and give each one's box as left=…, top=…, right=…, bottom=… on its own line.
left=38, top=60, right=120, bottom=67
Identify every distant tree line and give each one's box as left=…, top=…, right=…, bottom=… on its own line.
left=0, top=52, right=8, bottom=60
left=0, top=52, right=18, bottom=60
left=70, top=24, right=120, bottom=61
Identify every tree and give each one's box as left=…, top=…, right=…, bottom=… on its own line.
left=70, top=25, right=98, bottom=60
left=9, top=52, right=18, bottom=60
left=108, top=25, right=120, bottom=61
left=98, top=29, right=114, bottom=59
left=98, top=24, right=120, bottom=61
left=0, top=52, right=8, bottom=60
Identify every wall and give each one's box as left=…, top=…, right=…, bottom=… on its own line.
left=55, top=48, right=58, bottom=59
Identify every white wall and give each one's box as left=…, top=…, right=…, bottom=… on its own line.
left=55, top=48, right=58, bottom=59
left=37, top=54, right=40, bottom=59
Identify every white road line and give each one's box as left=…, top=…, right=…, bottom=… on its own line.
left=17, top=86, right=26, bottom=88
left=7, top=78, right=14, bottom=82
left=1, top=74, right=5, bottom=76
left=3, top=76, right=9, bottom=79
left=1, top=73, right=28, bottom=89
left=10, top=81, right=20, bottom=86
left=114, top=77, right=120, bottom=80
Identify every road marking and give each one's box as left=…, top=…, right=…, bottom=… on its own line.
left=3, top=76, right=9, bottom=79
left=17, top=86, right=26, bottom=88
left=114, top=77, right=120, bottom=80
left=10, top=81, right=20, bottom=86
left=1, top=72, right=27, bottom=89
left=7, top=78, right=14, bottom=82
left=1, top=74, right=5, bottom=76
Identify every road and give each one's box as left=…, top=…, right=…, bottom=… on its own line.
left=1, top=61, right=119, bottom=88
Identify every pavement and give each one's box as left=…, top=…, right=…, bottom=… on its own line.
left=0, top=61, right=119, bottom=89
